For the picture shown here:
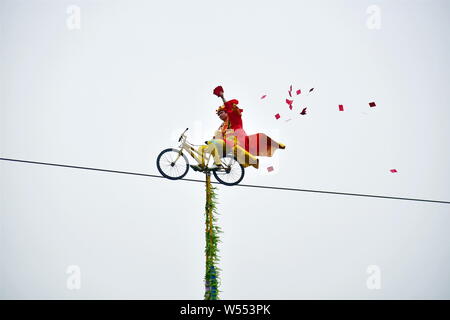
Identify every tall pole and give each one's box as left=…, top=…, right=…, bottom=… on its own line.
left=204, top=171, right=221, bottom=300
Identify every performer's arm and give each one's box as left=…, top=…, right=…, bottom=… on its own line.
left=214, top=86, right=232, bottom=109
left=213, top=86, right=243, bottom=115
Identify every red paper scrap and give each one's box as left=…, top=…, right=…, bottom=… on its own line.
left=369, top=101, right=376, bottom=107
left=339, top=104, right=344, bottom=111
left=267, top=166, right=274, bottom=172
left=390, top=169, right=398, bottom=173
left=275, top=113, right=281, bottom=119
left=296, top=89, right=301, bottom=95
left=300, top=107, right=307, bottom=115
left=288, top=90, right=292, bottom=97
left=261, top=95, right=267, bottom=99
left=286, top=99, right=293, bottom=105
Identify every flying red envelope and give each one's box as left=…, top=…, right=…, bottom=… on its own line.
left=339, top=104, right=344, bottom=111
left=369, top=102, right=376, bottom=107
left=267, top=166, right=274, bottom=172
left=390, top=169, right=398, bottom=173
left=300, top=107, right=307, bottom=115
left=261, top=95, right=267, bottom=99
left=275, top=113, right=281, bottom=119
left=296, top=89, right=301, bottom=95
left=286, top=99, right=293, bottom=105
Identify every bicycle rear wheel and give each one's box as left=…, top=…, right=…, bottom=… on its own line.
left=156, top=148, right=189, bottom=180
left=212, top=155, right=245, bottom=186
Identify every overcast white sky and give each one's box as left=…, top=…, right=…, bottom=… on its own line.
left=1, top=0, right=449, bottom=299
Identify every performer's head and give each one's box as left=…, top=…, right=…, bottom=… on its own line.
left=216, top=107, right=228, bottom=121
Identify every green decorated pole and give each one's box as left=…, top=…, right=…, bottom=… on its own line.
left=204, top=171, right=222, bottom=300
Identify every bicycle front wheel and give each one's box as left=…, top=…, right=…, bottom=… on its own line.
left=156, top=148, right=189, bottom=180
left=213, top=155, right=245, bottom=186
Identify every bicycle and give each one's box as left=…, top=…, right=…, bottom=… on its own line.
left=156, top=128, right=245, bottom=186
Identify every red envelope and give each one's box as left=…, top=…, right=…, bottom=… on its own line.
left=390, top=169, right=397, bottom=173
left=369, top=102, right=376, bottom=107
left=275, top=113, right=281, bottom=119
left=296, top=89, right=301, bottom=95
left=339, top=104, right=344, bottom=111
left=261, top=95, right=267, bottom=99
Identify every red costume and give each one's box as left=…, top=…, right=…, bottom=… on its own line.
left=217, top=99, right=285, bottom=157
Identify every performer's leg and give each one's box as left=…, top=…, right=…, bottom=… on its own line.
left=198, top=141, right=220, bottom=167
left=234, top=145, right=259, bottom=169
left=197, top=145, right=208, bottom=167
left=207, top=140, right=224, bottom=166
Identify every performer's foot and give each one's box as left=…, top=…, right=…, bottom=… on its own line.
left=210, top=163, right=223, bottom=171
left=279, top=143, right=286, bottom=149
left=251, top=158, right=259, bottom=169
left=190, top=164, right=203, bottom=172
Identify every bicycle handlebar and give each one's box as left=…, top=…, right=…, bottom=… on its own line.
left=178, top=128, right=189, bottom=142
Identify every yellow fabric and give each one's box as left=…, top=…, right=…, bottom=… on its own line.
left=197, top=139, right=258, bottom=169
left=222, top=129, right=258, bottom=168
left=233, top=144, right=259, bottom=168
left=198, top=143, right=221, bottom=166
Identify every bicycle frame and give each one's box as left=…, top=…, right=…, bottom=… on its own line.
left=174, top=134, right=212, bottom=166
left=172, top=129, right=244, bottom=170
left=156, top=129, right=245, bottom=185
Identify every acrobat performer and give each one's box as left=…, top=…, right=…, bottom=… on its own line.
left=192, top=86, right=286, bottom=171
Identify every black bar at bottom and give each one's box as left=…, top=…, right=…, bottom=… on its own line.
left=0, top=300, right=448, bottom=318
